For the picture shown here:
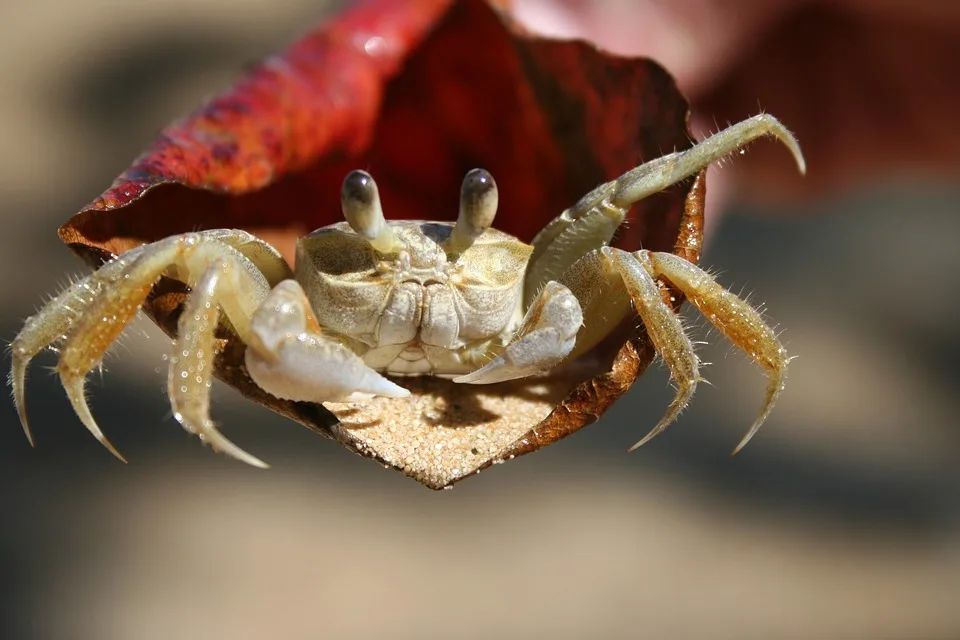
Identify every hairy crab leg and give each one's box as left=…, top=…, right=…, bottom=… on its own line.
left=65, top=236, right=271, bottom=459
left=10, top=250, right=143, bottom=454
left=525, top=114, right=805, bottom=300
left=545, top=245, right=785, bottom=451
left=598, top=247, right=788, bottom=452
left=168, top=258, right=271, bottom=468
left=11, top=232, right=274, bottom=460
left=604, top=248, right=701, bottom=448
left=13, top=226, right=408, bottom=466
left=609, top=114, right=805, bottom=208
left=642, top=251, right=790, bottom=454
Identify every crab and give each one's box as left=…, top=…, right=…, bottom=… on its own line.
left=11, top=114, right=804, bottom=468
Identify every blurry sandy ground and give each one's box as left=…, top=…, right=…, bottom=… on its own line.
left=1, top=1, right=958, bottom=638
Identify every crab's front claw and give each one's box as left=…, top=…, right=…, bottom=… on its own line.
left=245, top=280, right=410, bottom=403
left=454, top=281, right=582, bottom=384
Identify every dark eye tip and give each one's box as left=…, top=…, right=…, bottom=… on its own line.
left=342, top=170, right=376, bottom=204
left=462, top=168, right=495, bottom=197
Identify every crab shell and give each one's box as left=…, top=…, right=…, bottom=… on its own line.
left=55, top=0, right=701, bottom=488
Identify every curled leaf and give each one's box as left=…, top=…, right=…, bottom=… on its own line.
left=57, top=0, right=699, bottom=488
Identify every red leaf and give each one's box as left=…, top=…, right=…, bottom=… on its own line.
left=55, top=0, right=701, bottom=488
left=60, top=0, right=690, bottom=265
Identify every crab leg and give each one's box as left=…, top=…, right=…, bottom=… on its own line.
left=453, top=281, right=583, bottom=384
left=12, top=228, right=409, bottom=466
left=603, top=248, right=702, bottom=449
left=525, top=114, right=805, bottom=298
left=529, top=244, right=787, bottom=451
left=573, top=247, right=787, bottom=452
left=168, top=258, right=271, bottom=468
left=11, top=235, right=267, bottom=459
left=608, top=113, right=804, bottom=208
left=642, top=251, right=789, bottom=454
left=244, top=279, right=409, bottom=403
left=10, top=251, right=140, bottom=454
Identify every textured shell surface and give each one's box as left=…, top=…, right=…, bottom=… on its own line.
left=295, top=221, right=532, bottom=375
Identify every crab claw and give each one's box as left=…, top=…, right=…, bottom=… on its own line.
left=455, top=281, right=582, bottom=384
left=245, top=280, right=410, bottom=403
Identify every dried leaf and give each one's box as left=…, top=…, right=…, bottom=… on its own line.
left=57, top=0, right=700, bottom=488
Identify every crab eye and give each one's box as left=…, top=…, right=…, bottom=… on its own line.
left=341, top=170, right=398, bottom=253
left=448, top=168, right=498, bottom=254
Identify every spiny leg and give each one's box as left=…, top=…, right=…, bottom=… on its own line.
left=168, top=258, right=270, bottom=468
left=244, top=279, right=409, bottom=403
left=168, top=256, right=403, bottom=468
left=608, top=114, right=805, bottom=208
left=644, top=250, right=789, bottom=454
left=12, top=232, right=273, bottom=461
left=525, top=113, right=805, bottom=298
left=454, top=281, right=583, bottom=384
left=602, top=248, right=702, bottom=451
left=10, top=250, right=145, bottom=455
left=11, top=275, right=101, bottom=446
left=53, top=237, right=256, bottom=460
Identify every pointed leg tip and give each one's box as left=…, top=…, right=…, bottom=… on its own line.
left=795, top=155, right=808, bottom=176
left=12, top=358, right=34, bottom=447
left=730, top=415, right=769, bottom=457
left=730, top=434, right=755, bottom=457
left=63, top=374, right=129, bottom=463
left=730, top=371, right=784, bottom=456
left=227, top=446, right=269, bottom=470
left=92, top=427, right=127, bottom=464
left=106, top=444, right=129, bottom=464
left=16, top=406, right=36, bottom=448
left=203, top=428, right=269, bottom=469
left=626, top=438, right=649, bottom=453
left=84, top=420, right=127, bottom=463
left=172, top=380, right=268, bottom=468
left=748, top=112, right=806, bottom=176
left=626, top=416, right=675, bottom=453
left=770, top=117, right=806, bottom=175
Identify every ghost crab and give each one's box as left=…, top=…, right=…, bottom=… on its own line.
left=12, top=114, right=804, bottom=469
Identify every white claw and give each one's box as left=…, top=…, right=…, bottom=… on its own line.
left=246, top=334, right=410, bottom=403
left=246, top=279, right=410, bottom=404
left=455, top=281, right=581, bottom=385
left=356, top=371, right=411, bottom=399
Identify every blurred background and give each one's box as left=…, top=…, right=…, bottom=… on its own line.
left=1, top=0, right=958, bottom=638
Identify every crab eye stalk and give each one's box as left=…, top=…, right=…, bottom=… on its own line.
left=341, top=170, right=398, bottom=253
left=448, top=168, right=498, bottom=254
